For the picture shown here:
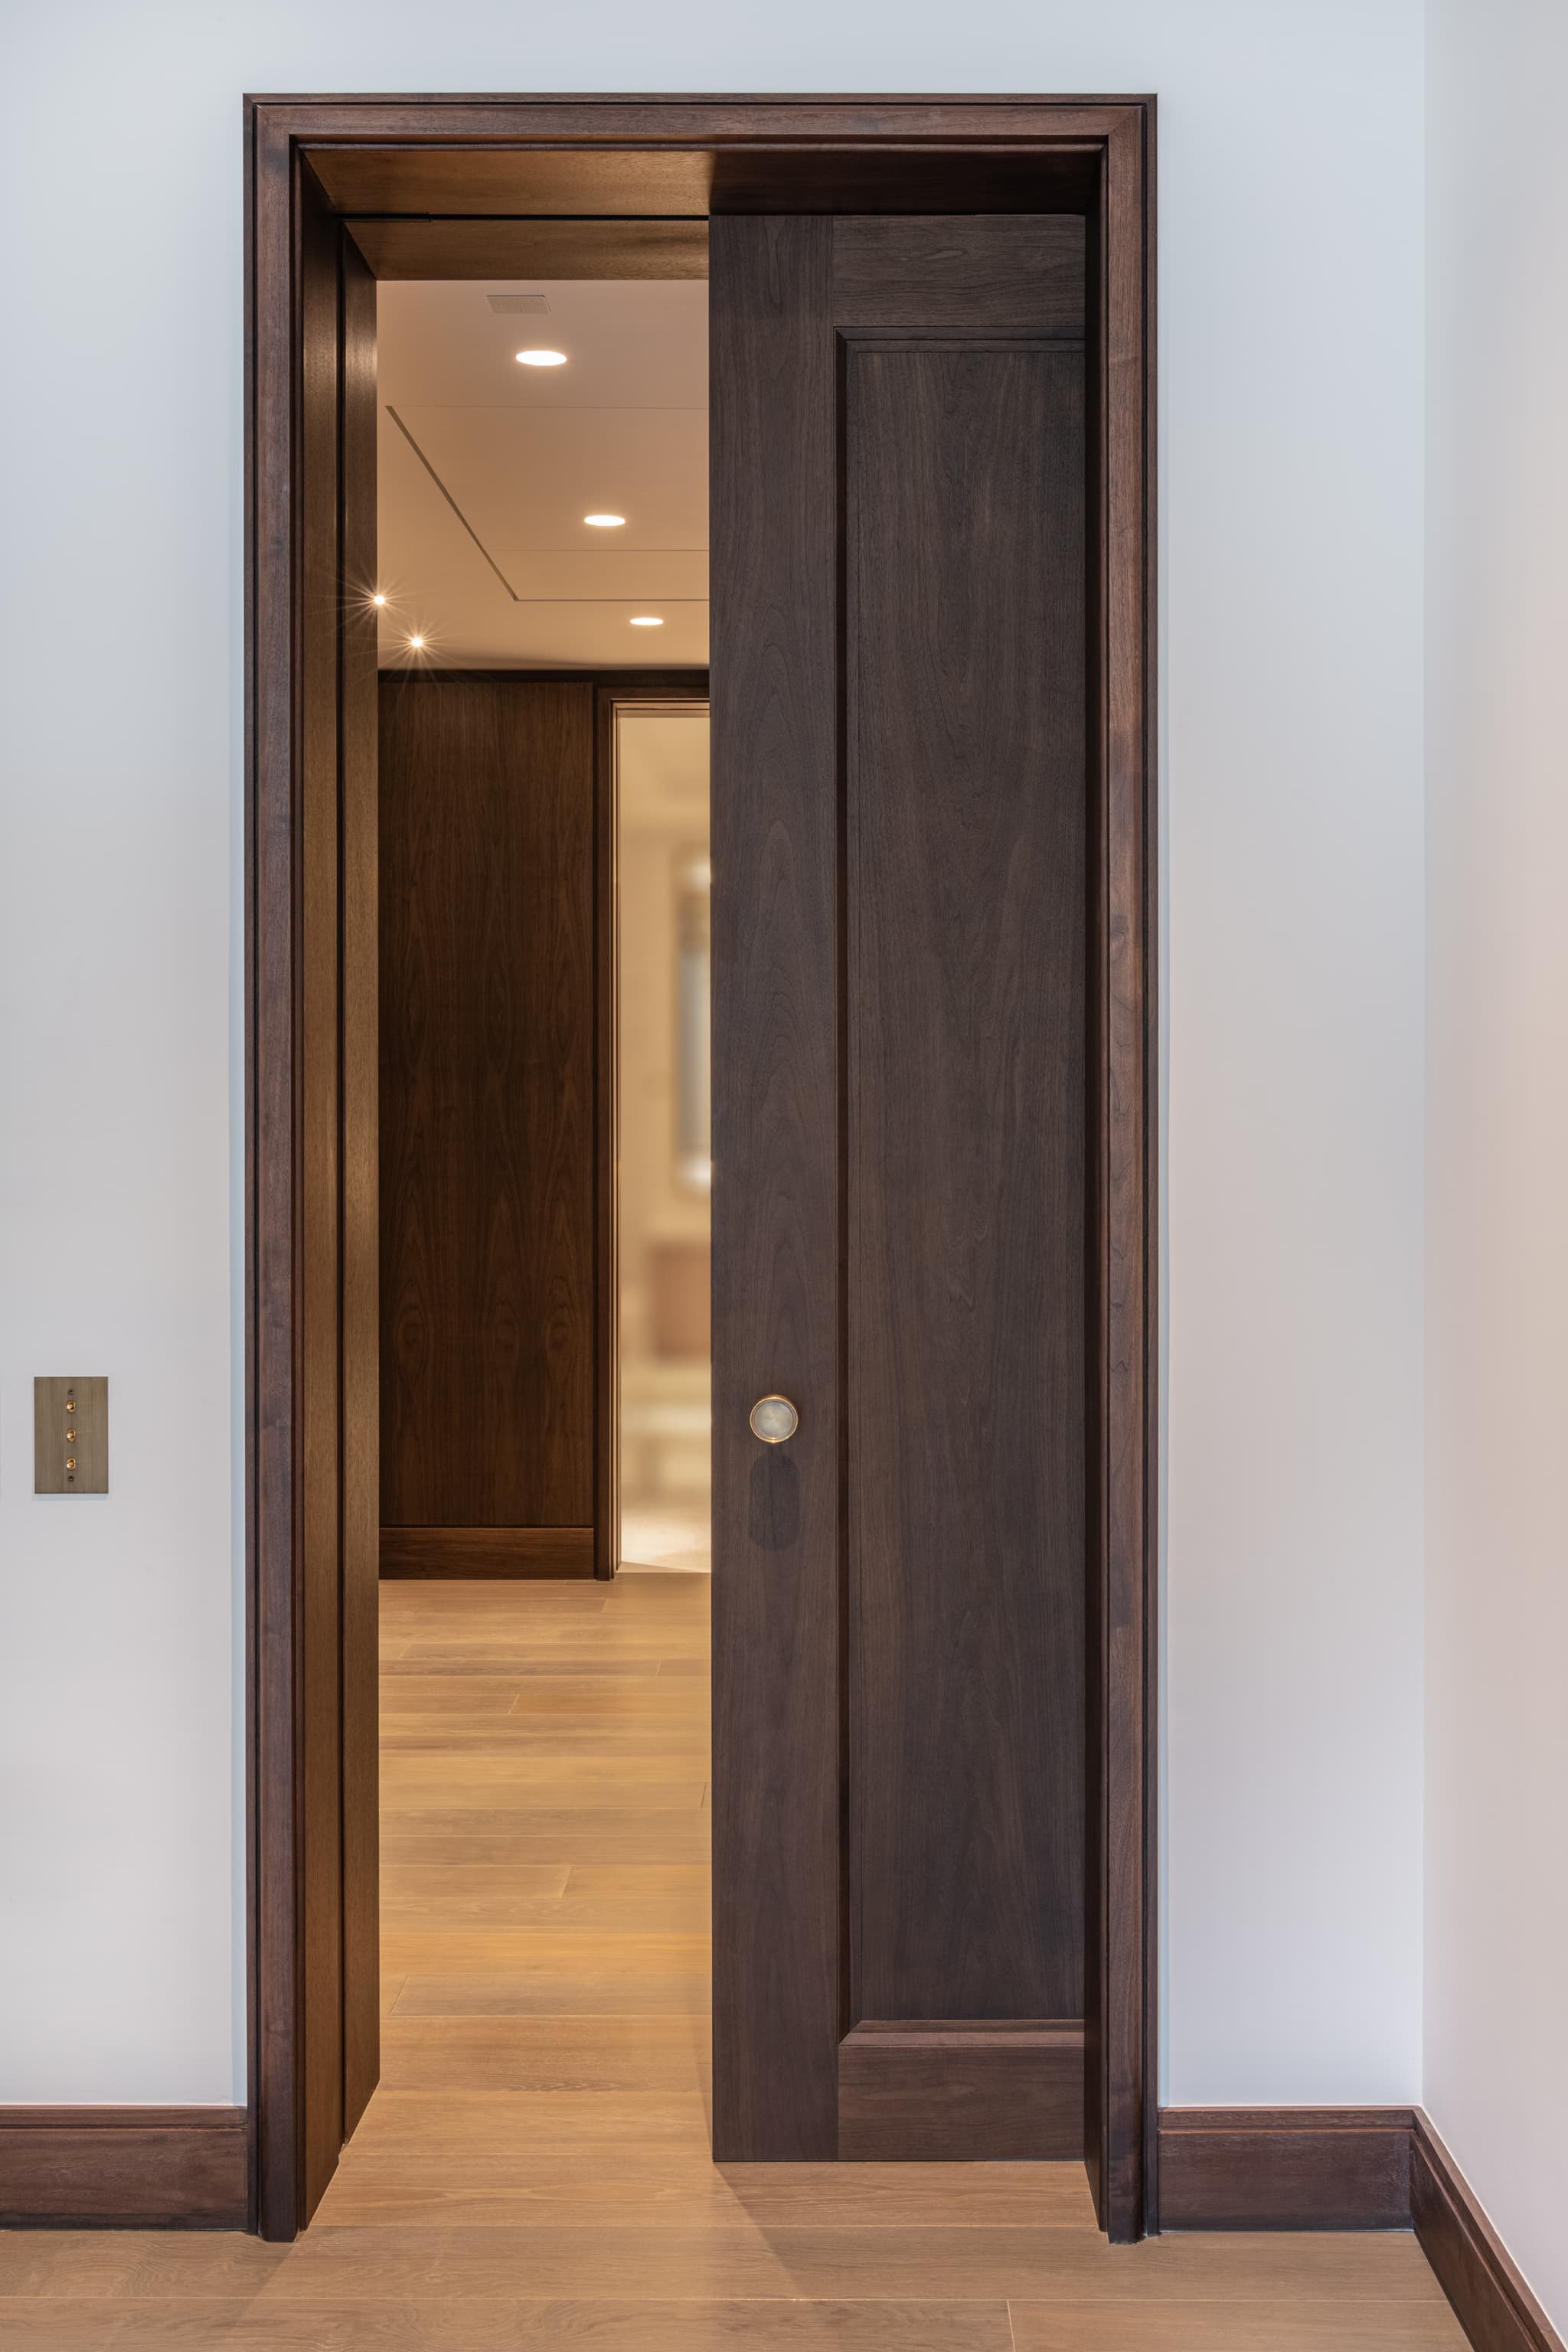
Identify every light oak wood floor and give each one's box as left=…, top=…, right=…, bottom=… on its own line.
left=1, top=1573, right=1462, bottom=2348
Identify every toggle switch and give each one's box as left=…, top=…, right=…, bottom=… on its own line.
left=35, top=1377, right=108, bottom=1494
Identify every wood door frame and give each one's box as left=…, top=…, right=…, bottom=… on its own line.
left=245, top=91, right=1157, bottom=2242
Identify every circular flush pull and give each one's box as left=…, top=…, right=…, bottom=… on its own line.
left=749, top=1395, right=799, bottom=1444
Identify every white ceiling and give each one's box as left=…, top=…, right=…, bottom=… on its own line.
left=376, top=279, right=708, bottom=670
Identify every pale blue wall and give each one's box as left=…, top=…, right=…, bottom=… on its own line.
left=1425, top=0, right=1568, bottom=2331
left=0, top=0, right=1426, bottom=2118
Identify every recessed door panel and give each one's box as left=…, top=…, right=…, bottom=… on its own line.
left=847, top=338, right=1086, bottom=2030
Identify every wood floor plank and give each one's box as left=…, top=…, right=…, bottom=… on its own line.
left=502, top=1683, right=711, bottom=1716
left=381, top=1891, right=711, bottom=1932
left=381, top=1811, right=712, bottom=1864
left=391, top=1971, right=713, bottom=2016
left=564, top=1862, right=710, bottom=1893
left=379, top=1729, right=712, bottom=1755
left=266, top=2227, right=1445, bottom=2302
left=376, top=2014, right=710, bottom=2092
left=0, top=2298, right=1014, bottom=2349
left=328, top=2089, right=714, bottom=2152
left=381, top=1861, right=575, bottom=1896
left=319, top=2139, right=1096, bottom=2229
left=380, top=1927, right=711, bottom=1972
left=1, top=1576, right=1464, bottom=2347
left=1008, top=2299, right=1469, bottom=2349
left=396, top=1626, right=708, bottom=1648
left=377, top=1679, right=526, bottom=1713
left=381, top=1753, right=707, bottom=1781
left=383, top=1657, right=668, bottom=1679
left=0, top=2226, right=1442, bottom=2305
left=381, top=1769, right=705, bottom=1806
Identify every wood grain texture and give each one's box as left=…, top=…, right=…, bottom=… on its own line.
left=711, top=202, right=1109, bottom=2168
left=846, top=333, right=1086, bottom=2030
left=839, top=2022, right=1084, bottom=2160
left=298, top=156, right=347, bottom=2227
left=248, top=89, right=302, bottom=2245
left=339, top=224, right=381, bottom=2153
left=1011, top=2302, right=1467, bottom=2350
left=379, top=677, right=595, bottom=1533
left=1158, top=2109, right=1415, bottom=2233
left=347, top=217, right=709, bottom=280
left=833, top=214, right=1085, bottom=328
left=0, top=2108, right=247, bottom=2230
left=312, top=145, right=717, bottom=217
left=1085, top=96, right=1159, bottom=2246
left=1411, top=2110, right=1566, bottom=2352
left=272, top=98, right=1145, bottom=144
left=710, top=214, right=842, bottom=2161
left=305, top=136, right=1094, bottom=220
left=381, top=1527, right=594, bottom=1578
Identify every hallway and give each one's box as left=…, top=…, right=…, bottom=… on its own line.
left=2, top=1573, right=1465, bottom=2345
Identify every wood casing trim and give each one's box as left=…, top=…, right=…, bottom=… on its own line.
left=1412, top=2111, right=1566, bottom=2352
left=379, top=1526, right=594, bottom=1578
left=248, top=90, right=1156, bottom=2244
left=0, top=2106, right=248, bottom=2230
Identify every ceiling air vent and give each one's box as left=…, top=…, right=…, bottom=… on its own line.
left=485, top=292, right=551, bottom=315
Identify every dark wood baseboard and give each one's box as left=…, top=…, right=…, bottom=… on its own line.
left=838, top=2020, right=1083, bottom=2160
left=379, top=1526, right=595, bottom=1579
left=1412, top=2112, right=1565, bottom=2352
left=1158, top=2102, right=1567, bottom=2350
left=0, top=2105, right=247, bottom=2228
left=1157, top=2106, right=1414, bottom=2230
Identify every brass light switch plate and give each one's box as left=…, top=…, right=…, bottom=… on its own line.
left=34, top=1377, right=109, bottom=1494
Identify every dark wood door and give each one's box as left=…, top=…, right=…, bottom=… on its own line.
left=711, top=214, right=1089, bottom=2161
left=378, top=676, right=596, bottom=1578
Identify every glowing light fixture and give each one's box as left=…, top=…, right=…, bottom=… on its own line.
left=409, top=634, right=425, bottom=651
left=371, top=592, right=387, bottom=606
left=516, top=348, right=567, bottom=368
left=584, top=513, right=626, bottom=528
left=629, top=615, right=664, bottom=628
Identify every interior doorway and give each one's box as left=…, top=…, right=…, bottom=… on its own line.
left=246, top=94, right=1155, bottom=2244
left=335, top=267, right=718, bottom=2236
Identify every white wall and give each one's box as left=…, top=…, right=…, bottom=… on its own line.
left=0, top=0, right=1427, bottom=2114
left=1425, top=0, right=1568, bottom=2329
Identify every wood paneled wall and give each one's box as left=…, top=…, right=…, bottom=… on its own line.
left=378, top=675, right=596, bottom=1570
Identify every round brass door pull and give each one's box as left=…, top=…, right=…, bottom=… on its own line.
left=749, top=1395, right=799, bottom=1444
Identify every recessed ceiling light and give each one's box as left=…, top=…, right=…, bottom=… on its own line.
left=371, top=592, right=387, bottom=606
left=409, top=634, right=425, bottom=650
left=629, top=616, right=664, bottom=627
left=516, top=348, right=567, bottom=368
left=584, top=513, right=626, bottom=528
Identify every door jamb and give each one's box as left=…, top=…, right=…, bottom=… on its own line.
left=245, top=90, right=1157, bottom=2242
